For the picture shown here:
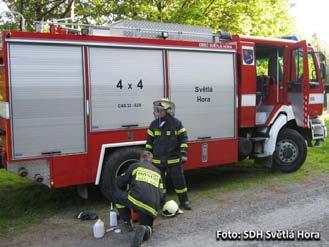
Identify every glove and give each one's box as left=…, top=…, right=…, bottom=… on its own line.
left=181, top=152, right=188, bottom=163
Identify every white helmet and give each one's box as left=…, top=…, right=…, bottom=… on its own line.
left=162, top=200, right=183, bottom=217
left=153, top=98, right=175, bottom=118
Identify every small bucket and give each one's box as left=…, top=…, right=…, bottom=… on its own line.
left=131, top=209, right=139, bottom=222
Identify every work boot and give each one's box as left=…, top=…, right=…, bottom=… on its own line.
left=142, top=225, right=152, bottom=241
left=123, top=221, right=134, bottom=232
left=180, top=201, right=192, bottom=210
left=131, top=225, right=146, bottom=247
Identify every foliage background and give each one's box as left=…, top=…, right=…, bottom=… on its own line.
left=1, top=0, right=294, bottom=36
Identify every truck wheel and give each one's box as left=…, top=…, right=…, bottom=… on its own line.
left=100, top=147, right=143, bottom=201
left=273, top=128, right=307, bottom=173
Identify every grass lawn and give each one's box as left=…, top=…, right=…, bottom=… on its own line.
left=0, top=118, right=328, bottom=239
left=0, top=171, right=105, bottom=239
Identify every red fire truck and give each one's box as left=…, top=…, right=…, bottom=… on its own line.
left=0, top=20, right=326, bottom=199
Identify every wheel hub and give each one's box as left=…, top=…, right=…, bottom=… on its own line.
left=116, top=159, right=138, bottom=177
left=283, top=148, right=293, bottom=159
left=276, top=139, right=298, bottom=164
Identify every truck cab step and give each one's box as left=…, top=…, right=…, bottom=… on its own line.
left=250, top=137, right=267, bottom=142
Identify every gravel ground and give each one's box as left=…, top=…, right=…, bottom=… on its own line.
left=2, top=173, right=329, bottom=247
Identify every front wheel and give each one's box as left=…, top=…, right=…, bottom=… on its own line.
left=100, top=147, right=143, bottom=201
left=273, top=128, right=307, bottom=173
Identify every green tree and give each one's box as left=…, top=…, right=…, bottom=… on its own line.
left=2, top=0, right=294, bottom=36
left=108, top=0, right=295, bottom=36
left=2, top=0, right=114, bottom=30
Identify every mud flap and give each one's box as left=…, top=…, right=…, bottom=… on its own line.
left=254, top=156, right=273, bottom=169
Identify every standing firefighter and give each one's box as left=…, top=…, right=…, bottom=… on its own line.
left=146, top=99, right=192, bottom=210
left=114, top=150, right=164, bottom=247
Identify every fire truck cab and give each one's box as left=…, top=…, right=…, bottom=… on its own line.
left=0, top=20, right=326, bottom=199
left=234, top=35, right=327, bottom=170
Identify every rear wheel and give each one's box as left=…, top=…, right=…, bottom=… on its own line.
left=100, top=147, right=143, bottom=201
left=273, top=128, right=307, bottom=173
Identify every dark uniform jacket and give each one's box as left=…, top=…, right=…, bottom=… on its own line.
left=146, top=114, right=188, bottom=167
left=116, top=161, right=164, bottom=217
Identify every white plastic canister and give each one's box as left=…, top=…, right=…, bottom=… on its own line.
left=109, top=203, right=118, bottom=227
left=93, top=219, right=105, bottom=239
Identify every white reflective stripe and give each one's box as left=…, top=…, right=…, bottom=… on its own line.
left=266, top=105, right=294, bottom=125
left=309, top=93, right=324, bottom=104
left=264, top=114, right=287, bottom=155
left=0, top=101, right=9, bottom=119
left=241, top=94, right=256, bottom=107
left=95, top=140, right=147, bottom=185
left=241, top=45, right=254, bottom=50
left=86, top=100, right=89, bottom=116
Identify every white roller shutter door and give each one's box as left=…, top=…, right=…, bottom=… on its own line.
left=168, top=50, right=236, bottom=140
left=89, top=47, right=164, bottom=130
left=9, top=44, right=86, bottom=159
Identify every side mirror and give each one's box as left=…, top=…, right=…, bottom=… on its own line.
left=319, top=52, right=326, bottom=62
left=320, top=62, right=326, bottom=80
left=317, top=52, right=327, bottom=81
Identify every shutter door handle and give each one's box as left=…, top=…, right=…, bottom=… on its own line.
left=41, top=151, right=62, bottom=155
left=121, top=124, right=139, bottom=128
left=197, top=136, right=211, bottom=140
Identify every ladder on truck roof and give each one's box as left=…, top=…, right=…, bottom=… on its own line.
left=35, top=19, right=231, bottom=43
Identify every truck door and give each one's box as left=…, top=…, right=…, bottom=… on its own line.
left=307, top=48, right=324, bottom=117
left=8, top=44, right=86, bottom=159
left=284, top=41, right=309, bottom=127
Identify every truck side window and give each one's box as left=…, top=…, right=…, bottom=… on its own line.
left=291, top=48, right=303, bottom=82
left=289, top=48, right=303, bottom=92
left=255, top=47, right=283, bottom=81
left=0, top=56, right=5, bottom=101
left=256, top=58, right=268, bottom=76
left=308, top=52, right=319, bottom=88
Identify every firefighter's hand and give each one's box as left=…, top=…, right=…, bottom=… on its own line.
left=181, top=153, right=188, bottom=163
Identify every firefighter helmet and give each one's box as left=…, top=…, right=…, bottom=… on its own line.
left=162, top=200, right=183, bottom=217
left=153, top=98, right=175, bottom=118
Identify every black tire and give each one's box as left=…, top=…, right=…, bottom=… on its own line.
left=238, top=137, right=252, bottom=161
left=273, top=128, right=307, bottom=173
left=238, top=154, right=248, bottom=161
left=100, top=146, right=143, bottom=201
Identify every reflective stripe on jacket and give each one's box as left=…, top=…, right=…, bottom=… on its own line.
left=116, top=161, right=165, bottom=217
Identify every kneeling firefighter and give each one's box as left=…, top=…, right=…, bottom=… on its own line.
left=114, top=150, right=165, bottom=247
left=145, top=99, right=192, bottom=210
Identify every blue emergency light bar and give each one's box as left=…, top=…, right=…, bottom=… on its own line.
left=280, top=35, right=299, bottom=41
